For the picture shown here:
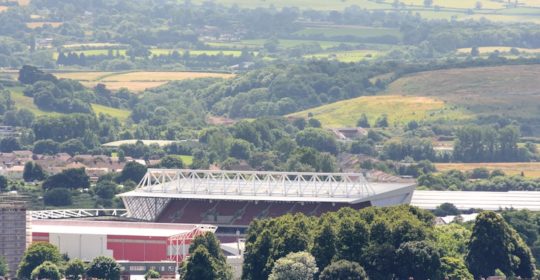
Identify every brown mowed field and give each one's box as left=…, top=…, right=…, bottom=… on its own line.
left=385, top=64, right=540, bottom=119
left=81, top=81, right=167, bottom=92
left=101, top=71, right=234, bottom=82
left=53, top=72, right=115, bottom=81
left=26, top=22, right=63, bottom=29
left=435, top=162, right=540, bottom=178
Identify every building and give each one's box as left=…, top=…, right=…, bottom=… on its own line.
left=31, top=220, right=216, bottom=263
left=0, top=195, right=30, bottom=277
left=118, top=261, right=177, bottom=280
left=119, top=169, right=416, bottom=240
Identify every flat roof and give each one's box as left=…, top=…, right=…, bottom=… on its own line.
left=32, top=219, right=214, bottom=237
left=411, top=190, right=540, bottom=211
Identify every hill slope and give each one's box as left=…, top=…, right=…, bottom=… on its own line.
left=288, top=64, right=540, bottom=128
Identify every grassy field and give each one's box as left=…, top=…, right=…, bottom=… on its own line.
left=102, top=140, right=188, bottom=147
left=26, top=22, right=63, bottom=29
left=49, top=71, right=234, bottom=92
left=435, top=162, right=540, bottom=178
left=54, top=48, right=243, bottom=58
left=305, top=49, right=383, bottom=62
left=288, top=95, right=471, bottom=128
left=295, top=25, right=402, bottom=39
left=456, top=46, right=540, bottom=54
left=190, top=0, right=391, bottom=10
left=206, top=39, right=358, bottom=50
left=91, top=104, right=131, bottom=122
left=384, top=64, right=540, bottom=119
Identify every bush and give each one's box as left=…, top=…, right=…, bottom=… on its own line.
left=43, top=188, right=73, bottom=206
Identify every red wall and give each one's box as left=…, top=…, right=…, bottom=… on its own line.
left=107, top=235, right=168, bottom=262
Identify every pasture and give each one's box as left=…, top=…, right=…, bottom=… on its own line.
left=295, top=25, right=402, bottom=39
left=288, top=95, right=470, bottom=128
left=435, top=162, right=540, bottom=178
left=456, top=46, right=540, bottom=55
left=305, top=49, right=383, bottom=62
left=102, top=140, right=191, bottom=147
left=50, top=71, right=234, bottom=92
left=26, top=22, right=63, bottom=29
left=384, top=64, right=540, bottom=119
left=91, top=104, right=131, bottom=122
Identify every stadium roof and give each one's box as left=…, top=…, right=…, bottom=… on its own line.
left=411, top=190, right=540, bottom=211
left=32, top=219, right=216, bottom=237
left=118, top=169, right=414, bottom=204
left=118, top=169, right=416, bottom=221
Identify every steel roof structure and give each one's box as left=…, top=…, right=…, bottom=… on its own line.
left=119, top=169, right=416, bottom=221
left=411, top=190, right=540, bottom=211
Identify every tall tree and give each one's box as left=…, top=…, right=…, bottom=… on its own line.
left=182, top=246, right=218, bottom=280
left=311, top=222, right=337, bottom=270
left=17, top=243, right=62, bottom=279
left=466, top=211, right=536, bottom=278
left=86, top=256, right=121, bottom=280
left=268, top=251, right=318, bottom=280
left=395, top=241, right=441, bottom=280
left=319, top=260, right=368, bottom=280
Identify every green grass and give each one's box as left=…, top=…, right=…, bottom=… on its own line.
left=178, top=155, right=193, bottom=166
left=295, top=26, right=402, bottom=39
left=7, top=87, right=131, bottom=122
left=305, top=49, right=383, bottom=62
left=55, top=48, right=244, bottom=58
left=91, top=104, right=131, bottom=122
left=189, top=0, right=392, bottom=10
left=288, top=95, right=471, bottom=128
left=206, top=39, right=358, bottom=50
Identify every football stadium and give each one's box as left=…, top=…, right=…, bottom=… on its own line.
left=119, top=169, right=416, bottom=231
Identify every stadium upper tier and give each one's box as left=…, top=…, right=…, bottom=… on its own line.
left=119, top=169, right=416, bottom=223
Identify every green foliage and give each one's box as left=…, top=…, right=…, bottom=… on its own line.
left=159, top=155, right=185, bottom=169
left=311, top=222, right=336, bottom=270
left=319, top=260, right=368, bottom=280
left=116, top=161, right=147, bottom=184
left=65, top=258, right=86, bottom=280
left=181, top=232, right=232, bottom=280
left=440, top=257, right=473, bottom=280
left=44, top=188, right=73, bottom=206
left=382, top=137, right=435, bottom=161
left=454, top=125, right=525, bottom=162
left=17, top=242, right=62, bottom=279
left=42, top=168, right=90, bottom=190
left=92, top=180, right=118, bottom=200
left=395, top=241, right=441, bottom=279
left=268, top=251, right=318, bottom=280
left=31, top=261, right=61, bottom=280
left=295, top=128, right=338, bottom=155
left=0, top=136, right=20, bottom=152
left=434, top=224, right=471, bottom=259
left=144, top=269, right=160, bottom=280
left=433, top=203, right=460, bottom=217
left=86, top=256, right=121, bottom=280
left=0, top=257, right=8, bottom=277
left=0, top=175, right=7, bottom=192
left=466, top=211, right=536, bottom=278
left=336, top=219, right=369, bottom=263
left=23, top=161, right=46, bottom=182
left=356, top=113, right=370, bottom=128
left=501, top=210, right=540, bottom=266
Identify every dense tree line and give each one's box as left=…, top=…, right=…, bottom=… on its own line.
left=242, top=205, right=536, bottom=279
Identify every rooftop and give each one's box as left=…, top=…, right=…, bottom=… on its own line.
left=118, top=169, right=415, bottom=204
left=32, top=219, right=216, bottom=237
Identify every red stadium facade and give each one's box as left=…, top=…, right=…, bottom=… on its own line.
left=31, top=219, right=216, bottom=263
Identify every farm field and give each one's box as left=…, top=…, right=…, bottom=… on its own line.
left=102, top=140, right=192, bottom=147
left=190, top=0, right=391, bottom=10
left=305, top=49, right=383, bottom=62
left=54, top=48, right=243, bottom=58
left=288, top=95, right=471, bottom=128
left=435, top=162, right=540, bottom=178
left=206, top=39, right=359, bottom=50
left=91, top=104, right=130, bottom=122
left=384, top=64, right=540, bottom=119
left=456, top=46, right=540, bottom=54
left=295, top=25, right=402, bottom=39
left=26, top=22, right=63, bottom=29
left=7, top=87, right=130, bottom=121
left=50, top=71, right=234, bottom=92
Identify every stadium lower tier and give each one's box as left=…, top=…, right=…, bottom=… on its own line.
left=156, top=199, right=372, bottom=226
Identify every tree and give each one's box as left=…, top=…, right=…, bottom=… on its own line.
left=183, top=232, right=232, bottom=279
left=466, top=211, right=536, bottom=278
left=0, top=257, right=8, bottom=277
left=182, top=246, right=218, bottom=280
left=319, top=260, right=368, bottom=280
left=31, top=261, right=61, bottom=280
left=311, top=222, right=336, bottom=270
left=375, top=114, right=389, bottom=128
left=229, top=139, right=252, bottom=160
left=144, top=269, right=160, bottom=280
left=356, top=113, right=370, bottom=128
left=33, top=139, right=60, bottom=155
left=242, top=230, right=274, bottom=280
left=86, top=256, right=121, bottom=280
left=295, top=128, right=338, bottom=154
left=395, top=241, right=441, bottom=280
left=116, top=161, right=147, bottom=184
left=65, top=259, right=86, bottom=280
left=159, top=155, right=184, bottom=169
left=268, top=251, right=318, bottom=280
left=44, top=188, right=73, bottom=206
left=336, top=220, right=369, bottom=263
left=0, top=136, right=20, bottom=152
left=18, top=65, right=57, bottom=85
left=92, top=180, right=117, bottom=200
left=42, top=168, right=90, bottom=190
left=470, top=46, right=479, bottom=57
left=23, top=161, right=46, bottom=182
left=0, top=175, right=7, bottom=192
left=440, top=257, right=473, bottom=280
left=17, top=242, right=62, bottom=279
left=433, top=203, right=460, bottom=217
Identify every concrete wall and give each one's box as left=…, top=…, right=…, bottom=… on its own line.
left=49, top=233, right=113, bottom=261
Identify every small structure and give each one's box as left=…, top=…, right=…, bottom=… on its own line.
left=329, top=127, right=368, bottom=140
left=31, top=219, right=216, bottom=263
